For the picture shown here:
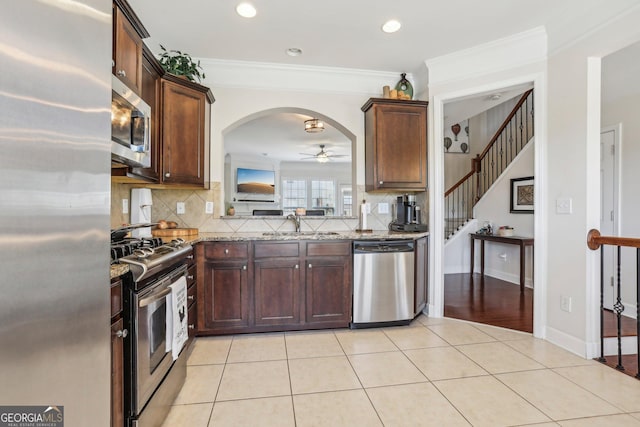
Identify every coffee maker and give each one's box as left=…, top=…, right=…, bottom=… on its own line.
left=390, top=194, right=429, bottom=232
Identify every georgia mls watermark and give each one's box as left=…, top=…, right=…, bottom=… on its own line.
left=0, top=406, right=63, bottom=427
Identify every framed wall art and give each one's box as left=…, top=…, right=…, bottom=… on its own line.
left=510, top=176, right=534, bottom=213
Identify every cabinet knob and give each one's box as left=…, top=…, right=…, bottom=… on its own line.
left=188, top=324, right=195, bottom=330
left=242, top=265, right=247, bottom=270
left=115, top=329, right=128, bottom=339
left=186, top=255, right=194, bottom=260
left=187, top=295, right=195, bottom=301
left=224, top=249, right=229, bottom=254
left=187, top=275, right=194, bottom=280
left=116, top=69, right=126, bottom=77
left=165, top=172, right=171, bottom=178
left=295, top=264, right=299, bottom=269
left=308, top=263, right=312, bottom=269
left=379, top=181, right=384, bottom=185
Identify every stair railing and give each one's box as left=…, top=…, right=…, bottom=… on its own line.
left=444, top=89, right=534, bottom=239
left=587, top=229, right=640, bottom=379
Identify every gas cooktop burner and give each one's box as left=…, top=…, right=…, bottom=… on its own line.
left=115, top=237, right=192, bottom=282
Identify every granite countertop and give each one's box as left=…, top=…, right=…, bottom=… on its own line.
left=110, top=263, right=129, bottom=280
left=110, top=230, right=429, bottom=280
left=195, top=230, right=428, bottom=242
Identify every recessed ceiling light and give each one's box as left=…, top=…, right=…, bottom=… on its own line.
left=286, top=47, right=303, bottom=57
left=236, top=3, right=256, bottom=18
left=382, top=19, right=401, bottom=33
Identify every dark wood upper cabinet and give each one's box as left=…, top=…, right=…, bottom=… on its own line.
left=160, top=76, right=214, bottom=188
left=130, top=45, right=163, bottom=182
left=362, top=98, right=429, bottom=191
left=112, top=1, right=148, bottom=95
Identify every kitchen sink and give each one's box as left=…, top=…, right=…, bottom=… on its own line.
left=262, top=231, right=340, bottom=236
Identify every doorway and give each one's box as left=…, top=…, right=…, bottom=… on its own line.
left=599, top=126, right=619, bottom=310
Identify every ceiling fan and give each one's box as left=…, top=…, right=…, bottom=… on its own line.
left=299, top=144, right=347, bottom=163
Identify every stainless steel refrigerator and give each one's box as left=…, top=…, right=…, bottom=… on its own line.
left=0, top=1, right=112, bottom=425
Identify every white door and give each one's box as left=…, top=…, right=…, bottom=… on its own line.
left=600, top=128, right=617, bottom=310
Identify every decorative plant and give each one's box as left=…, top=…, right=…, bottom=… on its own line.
left=157, top=44, right=206, bottom=83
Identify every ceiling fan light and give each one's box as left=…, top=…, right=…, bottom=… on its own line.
left=304, top=119, right=324, bottom=133
left=316, top=155, right=329, bottom=163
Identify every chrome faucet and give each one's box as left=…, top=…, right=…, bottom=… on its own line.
left=286, top=214, right=301, bottom=233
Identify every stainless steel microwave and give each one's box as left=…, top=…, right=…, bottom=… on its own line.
left=111, top=75, right=151, bottom=168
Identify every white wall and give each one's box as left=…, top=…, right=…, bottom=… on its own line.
left=545, top=7, right=640, bottom=356
left=473, top=142, right=535, bottom=286
left=602, top=92, right=640, bottom=317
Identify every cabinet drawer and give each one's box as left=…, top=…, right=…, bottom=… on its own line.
left=110, top=279, right=123, bottom=319
left=188, top=302, right=197, bottom=338
left=204, top=242, right=248, bottom=259
left=306, top=241, right=351, bottom=257
left=186, top=264, right=196, bottom=287
left=254, top=241, right=299, bottom=258
left=187, top=282, right=196, bottom=309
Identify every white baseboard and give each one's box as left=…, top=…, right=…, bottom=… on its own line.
left=545, top=325, right=590, bottom=358
left=603, top=336, right=637, bottom=356
left=478, top=268, right=534, bottom=288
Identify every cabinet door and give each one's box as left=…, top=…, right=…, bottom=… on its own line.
left=414, top=236, right=428, bottom=315
left=364, top=100, right=428, bottom=191
left=305, top=256, right=352, bottom=326
left=161, top=80, right=206, bottom=186
left=254, top=259, right=302, bottom=326
left=203, top=261, right=250, bottom=331
left=113, top=4, right=142, bottom=94
left=131, top=49, right=161, bottom=181
left=111, top=319, right=125, bottom=427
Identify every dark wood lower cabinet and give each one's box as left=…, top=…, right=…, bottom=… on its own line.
left=306, top=256, right=352, bottom=325
left=415, top=236, right=428, bottom=314
left=202, top=261, right=250, bottom=331
left=196, top=240, right=352, bottom=335
left=254, top=259, right=302, bottom=326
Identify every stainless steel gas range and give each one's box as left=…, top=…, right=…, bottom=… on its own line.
left=111, top=230, right=193, bottom=427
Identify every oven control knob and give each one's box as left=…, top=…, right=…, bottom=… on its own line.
left=115, top=329, right=128, bottom=339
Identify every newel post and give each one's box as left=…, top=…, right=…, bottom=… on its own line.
left=472, top=154, right=482, bottom=202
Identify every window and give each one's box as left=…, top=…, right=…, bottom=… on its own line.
left=282, top=179, right=306, bottom=211
left=282, top=178, right=340, bottom=215
left=341, top=185, right=352, bottom=216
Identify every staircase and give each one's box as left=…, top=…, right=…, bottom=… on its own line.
left=445, top=89, right=534, bottom=239
left=587, top=230, right=640, bottom=380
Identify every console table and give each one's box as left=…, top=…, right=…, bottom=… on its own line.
left=469, top=233, right=534, bottom=292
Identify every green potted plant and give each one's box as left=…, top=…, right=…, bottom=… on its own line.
left=157, top=44, right=206, bottom=83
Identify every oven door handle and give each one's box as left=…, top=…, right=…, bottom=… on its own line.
left=139, top=287, right=172, bottom=308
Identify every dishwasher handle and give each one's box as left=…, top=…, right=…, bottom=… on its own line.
left=353, top=240, right=414, bottom=254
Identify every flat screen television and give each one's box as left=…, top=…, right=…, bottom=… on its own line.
left=236, top=167, right=275, bottom=201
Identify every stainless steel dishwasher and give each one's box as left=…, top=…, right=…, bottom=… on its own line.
left=352, top=240, right=415, bottom=328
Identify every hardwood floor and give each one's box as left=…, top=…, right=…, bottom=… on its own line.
left=444, top=273, right=533, bottom=333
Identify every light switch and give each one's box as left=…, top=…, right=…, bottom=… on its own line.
left=205, top=201, right=214, bottom=214
left=176, top=202, right=186, bottom=215
left=556, top=197, right=572, bottom=214
left=378, top=202, right=389, bottom=214
left=122, top=199, right=129, bottom=214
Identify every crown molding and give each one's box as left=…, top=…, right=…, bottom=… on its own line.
left=425, top=27, right=547, bottom=87
left=197, top=58, right=419, bottom=97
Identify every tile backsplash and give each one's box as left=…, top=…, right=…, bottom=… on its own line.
left=110, top=182, right=428, bottom=233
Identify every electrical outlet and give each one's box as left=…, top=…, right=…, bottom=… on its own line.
left=377, top=202, right=389, bottom=214
left=561, top=295, right=572, bottom=312
left=122, top=199, right=129, bottom=214
left=176, top=202, right=185, bottom=215
left=205, top=201, right=214, bottom=214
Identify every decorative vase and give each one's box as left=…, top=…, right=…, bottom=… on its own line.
left=227, top=207, right=235, bottom=216
left=394, top=73, right=413, bottom=100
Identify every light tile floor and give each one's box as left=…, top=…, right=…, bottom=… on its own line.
left=161, top=315, right=640, bottom=426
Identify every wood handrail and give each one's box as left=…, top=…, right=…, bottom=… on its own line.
left=478, top=89, right=533, bottom=160
left=445, top=170, right=474, bottom=197
left=587, top=229, right=640, bottom=250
